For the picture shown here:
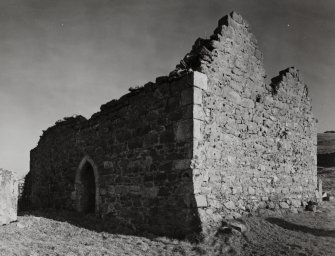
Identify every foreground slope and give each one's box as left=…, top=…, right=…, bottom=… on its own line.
left=1, top=205, right=335, bottom=256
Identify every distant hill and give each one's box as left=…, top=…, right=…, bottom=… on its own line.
left=318, top=133, right=335, bottom=167
left=318, top=133, right=335, bottom=154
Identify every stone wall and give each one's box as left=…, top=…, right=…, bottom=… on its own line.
left=27, top=11, right=317, bottom=237
left=29, top=73, right=206, bottom=237
left=0, top=169, right=18, bottom=225
left=174, top=12, right=317, bottom=231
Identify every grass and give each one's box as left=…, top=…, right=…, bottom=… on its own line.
left=0, top=211, right=242, bottom=256
left=2, top=203, right=335, bottom=255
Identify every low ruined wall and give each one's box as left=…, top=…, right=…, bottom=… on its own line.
left=0, top=169, right=18, bottom=225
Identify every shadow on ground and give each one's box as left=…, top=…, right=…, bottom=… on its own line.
left=16, top=210, right=243, bottom=255
left=18, top=209, right=155, bottom=239
left=266, top=217, right=335, bottom=238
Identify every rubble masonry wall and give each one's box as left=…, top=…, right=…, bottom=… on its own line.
left=184, top=12, right=317, bottom=230
left=28, top=12, right=317, bottom=236
left=30, top=73, right=205, bottom=237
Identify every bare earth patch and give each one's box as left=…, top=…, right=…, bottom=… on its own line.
left=241, top=202, right=335, bottom=256
left=1, top=203, right=335, bottom=256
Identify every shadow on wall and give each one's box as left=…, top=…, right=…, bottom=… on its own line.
left=266, top=218, right=335, bottom=238
left=19, top=160, right=203, bottom=240
left=18, top=172, right=32, bottom=212
left=75, top=156, right=99, bottom=215
left=22, top=71, right=206, bottom=240
left=18, top=187, right=202, bottom=241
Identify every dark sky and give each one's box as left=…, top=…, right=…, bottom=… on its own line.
left=1, top=0, right=334, bottom=176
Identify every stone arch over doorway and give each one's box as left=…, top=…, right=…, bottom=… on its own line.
left=75, top=156, right=100, bottom=215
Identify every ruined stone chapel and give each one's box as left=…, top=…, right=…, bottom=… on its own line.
left=26, top=12, right=317, bottom=237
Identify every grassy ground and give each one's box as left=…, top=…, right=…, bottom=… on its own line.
left=2, top=163, right=335, bottom=255
left=2, top=166, right=333, bottom=256
left=241, top=202, right=335, bottom=256
left=0, top=214, right=199, bottom=256
left=1, top=202, right=335, bottom=256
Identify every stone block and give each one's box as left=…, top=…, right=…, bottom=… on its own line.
left=142, top=187, right=159, bottom=198
left=229, top=219, right=248, bottom=233
left=248, top=187, right=255, bottom=195
left=143, top=131, right=158, bottom=147
left=229, top=90, right=242, bottom=104
left=191, top=71, right=208, bottom=90
left=194, top=87, right=203, bottom=105
left=241, top=98, right=255, bottom=108
left=103, top=161, right=114, bottom=169
left=195, top=194, right=208, bottom=208
left=279, top=202, right=290, bottom=209
left=268, top=202, right=275, bottom=209
left=70, top=191, right=76, bottom=200
left=175, top=120, right=193, bottom=141
left=129, top=185, right=141, bottom=195
left=173, top=159, right=191, bottom=170
left=181, top=88, right=193, bottom=106
left=224, top=201, right=236, bottom=210
left=193, top=105, right=205, bottom=121
left=100, top=188, right=107, bottom=196
left=0, top=169, right=17, bottom=225
left=193, top=119, right=202, bottom=140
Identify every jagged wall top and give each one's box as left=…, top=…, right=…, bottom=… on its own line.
left=171, top=11, right=311, bottom=107
left=37, top=11, right=313, bottom=144
left=170, top=12, right=263, bottom=77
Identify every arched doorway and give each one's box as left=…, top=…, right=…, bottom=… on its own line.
left=75, top=156, right=99, bottom=215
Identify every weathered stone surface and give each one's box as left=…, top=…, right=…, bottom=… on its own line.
left=280, top=202, right=290, bottom=209
left=195, top=195, right=208, bottom=208
left=176, top=119, right=193, bottom=141
left=183, top=11, right=317, bottom=233
left=306, top=204, right=317, bottom=212
left=192, top=71, right=208, bottom=91
left=0, top=169, right=18, bottom=225
left=25, top=11, right=317, bottom=238
left=224, top=201, right=236, bottom=210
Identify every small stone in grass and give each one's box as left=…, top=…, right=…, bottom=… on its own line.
left=17, top=222, right=25, bottom=229
left=228, top=219, right=249, bottom=233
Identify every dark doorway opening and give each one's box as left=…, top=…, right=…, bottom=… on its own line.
left=80, top=162, right=96, bottom=213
